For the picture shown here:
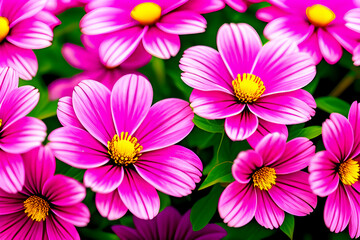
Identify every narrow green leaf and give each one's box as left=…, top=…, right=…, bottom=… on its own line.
left=193, top=115, right=224, bottom=133
left=316, top=97, right=351, bottom=116
left=289, top=126, right=322, bottom=140
left=190, top=185, right=223, bottom=231
left=199, top=161, right=234, bottom=190
left=280, top=214, right=295, bottom=240
left=158, top=191, right=171, bottom=211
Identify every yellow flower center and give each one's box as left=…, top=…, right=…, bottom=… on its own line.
left=252, top=167, right=276, bottom=191
left=108, top=132, right=143, bottom=166
left=0, top=119, right=2, bottom=128
left=306, top=4, right=335, bottom=27
left=130, top=2, right=162, bottom=26
left=232, top=73, right=265, bottom=103
left=338, top=158, right=359, bottom=185
left=0, top=17, right=10, bottom=42
left=24, top=195, right=50, bottom=222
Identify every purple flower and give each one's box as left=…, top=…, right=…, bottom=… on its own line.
left=0, top=145, right=90, bottom=239
left=219, top=133, right=317, bottom=229
left=0, top=0, right=58, bottom=79
left=309, top=102, right=360, bottom=238
left=112, top=206, right=227, bottom=240
left=80, top=0, right=223, bottom=67
left=49, top=74, right=203, bottom=220
left=257, top=0, right=360, bottom=64
left=48, top=35, right=151, bottom=100
left=180, top=23, right=316, bottom=145
left=0, top=67, right=46, bottom=193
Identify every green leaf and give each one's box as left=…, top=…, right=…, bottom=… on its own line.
left=316, top=97, right=351, bottom=116
left=288, top=126, right=322, bottom=140
left=219, top=221, right=275, bottom=240
left=199, top=161, right=234, bottom=190
left=280, top=214, right=295, bottom=240
left=78, top=228, right=119, bottom=240
left=193, top=115, right=224, bottom=133
left=158, top=191, right=171, bottom=211
left=303, top=76, right=320, bottom=94
left=190, top=185, right=223, bottom=231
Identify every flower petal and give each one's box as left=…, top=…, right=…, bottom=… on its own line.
left=255, top=190, right=284, bottom=229
left=112, top=225, right=142, bottom=239
left=111, top=74, right=153, bottom=135
left=232, top=150, right=263, bottom=184
left=255, top=132, right=286, bottom=166
left=247, top=119, right=288, bottom=148
left=57, top=96, right=83, bottom=129
left=345, top=185, right=360, bottom=239
left=46, top=215, right=80, bottom=240
left=143, top=27, right=180, bottom=59
left=0, top=151, right=24, bottom=193
left=179, top=0, right=225, bottom=14
left=53, top=203, right=90, bottom=227
left=61, top=43, right=100, bottom=71
left=0, top=67, right=18, bottom=105
left=218, top=182, right=256, bottom=228
left=345, top=8, right=360, bottom=33
left=217, top=23, right=262, bottom=78
left=3, top=0, right=47, bottom=26
left=84, top=165, right=124, bottom=194
left=348, top=101, right=360, bottom=158
left=317, top=28, right=342, bottom=64
left=118, top=169, right=160, bottom=220
left=225, top=0, right=247, bottom=12
left=224, top=110, right=258, bottom=141
left=298, top=33, right=322, bottom=64
left=96, top=191, right=128, bottom=220
left=134, top=98, right=194, bottom=152
left=135, top=145, right=202, bottom=197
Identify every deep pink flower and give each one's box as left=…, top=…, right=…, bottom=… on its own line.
left=45, top=0, right=85, bottom=15
left=225, top=0, right=263, bottom=13
left=257, top=0, right=360, bottom=64
left=219, top=133, right=317, bottom=229
left=112, top=206, right=227, bottom=239
left=49, top=74, right=202, bottom=220
left=344, top=5, right=360, bottom=65
left=0, top=0, right=58, bottom=79
left=80, top=0, right=224, bottom=67
left=309, top=102, right=360, bottom=238
left=48, top=35, right=151, bottom=100
left=180, top=23, right=316, bottom=145
left=0, top=145, right=90, bottom=239
left=0, top=67, right=46, bottom=193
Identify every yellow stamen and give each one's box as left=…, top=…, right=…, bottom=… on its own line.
left=338, top=158, right=359, bottom=185
left=232, top=73, right=265, bottom=103
left=108, top=132, right=143, bottom=166
left=131, top=2, right=162, bottom=26
left=0, top=119, right=2, bottom=128
left=24, top=195, right=50, bottom=222
left=0, top=17, right=10, bottom=42
left=306, top=4, right=335, bottom=27
left=252, top=167, right=276, bottom=191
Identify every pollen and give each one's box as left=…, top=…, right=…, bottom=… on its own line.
left=232, top=73, right=265, bottom=103
left=306, top=4, right=335, bottom=27
left=108, top=132, right=143, bottom=166
left=0, top=17, right=10, bottom=42
left=338, top=158, right=359, bottom=185
left=252, top=167, right=276, bottom=191
left=24, top=195, right=50, bottom=222
left=0, top=119, right=2, bottom=128
left=131, top=2, right=162, bottom=26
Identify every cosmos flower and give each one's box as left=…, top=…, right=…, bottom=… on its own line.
left=44, top=0, right=85, bottom=15
left=112, top=206, right=227, bottom=240
left=180, top=23, right=316, bottom=144
left=0, top=145, right=90, bottom=239
left=79, top=0, right=222, bottom=67
left=49, top=74, right=203, bottom=220
left=344, top=5, right=360, bottom=66
left=309, top=101, right=360, bottom=238
left=0, top=0, right=57, bottom=79
left=0, top=67, right=46, bottom=193
left=257, top=0, right=360, bottom=64
left=225, top=0, right=263, bottom=13
left=219, top=133, right=317, bottom=229
left=48, top=35, right=151, bottom=100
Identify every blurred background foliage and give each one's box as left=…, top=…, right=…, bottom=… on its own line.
left=19, top=2, right=360, bottom=240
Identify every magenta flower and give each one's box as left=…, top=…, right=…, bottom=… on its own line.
left=48, top=35, right=151, bottom=100
left=257, top=0, right=360, bottom=64
left=112, top=206, right=227, bottom=239
left=180, top=23, right=316, bottom=144
left=0, top=0, right=57, bottom=79
left=49, top=74, right=202, bottom=220
left=0, top=67, right=46, bottom=193
left=80, top=0, right=221, bottom=67
left=0, top=145, right=90, bottom=239
left=225, top=0, right=262, bottom=13
left=309, top=102, right=360, bottom=238
left=219, top=133, right=317, bottom=229
left=344, top=6, right=360, bottom=66
left=353, top=44, right=360, bottom=66
left=45, top=0, right=85, bottom=15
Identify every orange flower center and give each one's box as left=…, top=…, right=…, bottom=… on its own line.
left=108, top=132, right=143, bottom=166
left=252, top=167, right=276, bottom=191
left=0, top=17, right=10, bottom=42
left=24, top=195, right=50, bottom=222
left=131, top=2, right=162, bottom=25
left=306, top=4, right=335, bottom=27
left=338, top=158, right=359, bottom=185
left=232, top=73, right=265, bottom=103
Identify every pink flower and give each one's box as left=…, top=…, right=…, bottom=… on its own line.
left=257, top=0, right=360, bottom=64
left=0, top=67, right=46, bottom=193
left=180, top=23, right=316, bottom=145
left=225, top=0, right=263, bottom=13
left=0, top=145, right=90, bottom=239
left=219, top=133, right=317, bottom=229
left=49, top=74, right=203, bottom=220
left=48, top=35, right=151, bottom=100
left=0, top=0, right=58, bottom=79
left=45, top=0, right=85, bottom=15
left=309, top=102, right=360, bottom=238
left=112, top=206, right=227, bottom=239
left=353, top=44, right=360, bottom=66
left=344, top=5, right=360, bottom=65
left=80, top=0, right=223, bottom=67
